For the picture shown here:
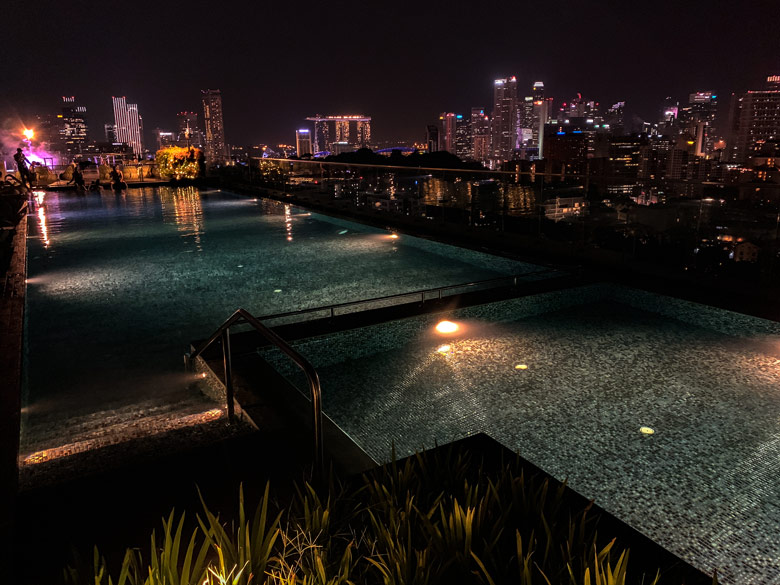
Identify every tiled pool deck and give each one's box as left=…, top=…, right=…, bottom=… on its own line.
left=263, top=284, right=780, bottom=585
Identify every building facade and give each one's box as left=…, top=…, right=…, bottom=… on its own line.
left=296, top=129, right=312, bottom=156
left=60, top=96, right=88, bottom=154
left=491, top=77, right=518, bottom=161
left=305, top=115, right=371, bottom=154
left=112, top=96, right=144, bottom=157
left=727, top=76, right=780, bottom=164
left=201, top=89, right=228, bottom=165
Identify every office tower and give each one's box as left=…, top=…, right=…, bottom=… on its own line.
left=177, top=111, right=204, bottom=147
left=678, top=92, right=718, bottom=156
left=491, top=76, right=518, bottom=160
left=104, top=124, right=116, bottom=143
left=455, top=115, right=470, bottom=159
left=156, top=129, right=176, bottom=150
left=439, top=112, right=457, bottom=153
left=201, top=89, right=228, bottom=165
left=296, top=129, right=312, bottom=156
left=426, top=125, right=439, bottom=153
left=534, top=98, right=553, bottom=158
left=470, top=108, right=490, bottom=162
left=112, top=96, right=144, bottom=157
left=605, top=102, right=626, bottom=135
left=659, top=96, right=679, bottom=130
left=727, top=76, right=780, bottom=163
left=60, top=96, right=88, bottom=153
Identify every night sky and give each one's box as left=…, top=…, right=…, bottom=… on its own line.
left=1, top=0, right=778, bottom=147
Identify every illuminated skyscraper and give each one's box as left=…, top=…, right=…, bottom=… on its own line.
left=201, top=89, right=228, bottom=165
left=678, top=92, right=718, bottom=155
left=470, top=108, right=490, bottom=162
left=177, top=111, right=204, bottom=147
left=728, top=76, right=780, bottom=163
left=60, top=96, right=88, bottom=153
left=296, top=129, right=312, bottom=156
left=112, top=96, right=144, bottom=157
left=439, top=112, right=457, bottom=153
left=491, top=77, right=518, bottom=161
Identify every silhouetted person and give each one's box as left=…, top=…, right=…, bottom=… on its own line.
left=69, top=164, right=86, bottom=191
left=13, top=148, right=31, bottom=188
left=110, top=165, right=126, bottom=191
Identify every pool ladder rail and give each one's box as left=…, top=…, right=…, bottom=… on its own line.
left=186, top=308, right=324, bottom=483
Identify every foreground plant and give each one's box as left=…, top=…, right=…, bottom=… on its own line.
left=64, top=446, right=718, bottom=585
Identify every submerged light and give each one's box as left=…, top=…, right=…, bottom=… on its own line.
left=515, top=364, right=528, bottom=370
left=390, top=233, right=399, bottom=239
left=435, top=320, right=459, bottom=334
left=436, top=344, right=451, bottom=354
left=639, top=426, right=655, bottom=435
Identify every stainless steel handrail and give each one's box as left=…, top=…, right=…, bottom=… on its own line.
left=188, top=308, right=324, bottom=481
left=255, top=268, right=558, bottom=325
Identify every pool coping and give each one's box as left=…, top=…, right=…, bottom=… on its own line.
left=0, top=210, right=27, bottom=560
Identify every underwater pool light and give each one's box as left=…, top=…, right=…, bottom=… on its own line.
left=514, top=364, right=528, bottom=370
left=435, top=320, right=459, bottom=334
left=436, top=344, right=451, bottom=354
left=639, top=426, right=655, bottom=435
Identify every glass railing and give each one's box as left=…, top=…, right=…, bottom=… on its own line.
left=219, top=157, right=780, bottom=287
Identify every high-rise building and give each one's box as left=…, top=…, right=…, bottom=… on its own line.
left=470, top=108, right=490, bottom=162
left=112, top=96, right=144, bottom=157
left=426, top=125, right=439, bottom=153
left=177, top=111, right=204, bottom=147
left=60, top=96, right=88, bottom=153
left=104, top=124, right=117, bottom=143
left=727, top=76, right=780, bottom=163
left=201, top=89, right=228, bottom=165
left=454, top=115, right=470, bottom=159
left=491, top=76, right=518, bottom=161
left=439, top=112, right=457, bottom=153
left=296, top=129, right=312, bottom=156
left=677, top=92, right=718, bottom=156
left=605, top=102, right=626, bottom=135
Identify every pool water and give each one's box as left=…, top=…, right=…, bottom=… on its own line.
left=22, top=186, right=543, bottom=460
left=263, top=285, right=780, bottom=585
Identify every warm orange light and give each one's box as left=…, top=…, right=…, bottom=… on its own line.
left=436, top=344, right=451, bottom=354
left=390, top=233, right=399, bottom=239
left=435, top=321, right=459, bottom=334
left=514, top=364, right=528, bottom=370
left=23, top=128, right=34, bottom=140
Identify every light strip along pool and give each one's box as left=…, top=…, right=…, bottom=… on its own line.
left=22, top=186, right=549, bottom=462
left=262, top=284, right=780, bottom=585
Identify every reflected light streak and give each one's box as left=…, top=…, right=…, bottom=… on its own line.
left=284, top=204, right=294, bottom=242
left=21, top=408, right=224, bottom=465
left=37, top=206, right=50, bottom=248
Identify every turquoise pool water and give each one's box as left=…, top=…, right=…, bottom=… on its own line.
left=22, top=186, right=543, bottom=461
left=264, top=285, right=780, bottom=585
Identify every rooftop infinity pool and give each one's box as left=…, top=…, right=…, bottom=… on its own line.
left=22, top=186, right=545, bottom=468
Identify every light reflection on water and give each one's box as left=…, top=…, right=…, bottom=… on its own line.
left=22, top=186, right=541, bottom=461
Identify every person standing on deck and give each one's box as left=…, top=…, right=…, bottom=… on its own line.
left=13, top=148, right=32, bottom=188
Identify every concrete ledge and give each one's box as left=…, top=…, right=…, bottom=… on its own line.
left=0, top=213, right=27, bottom=570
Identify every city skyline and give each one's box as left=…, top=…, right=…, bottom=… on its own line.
left=1, top=0, right=778, bottom=146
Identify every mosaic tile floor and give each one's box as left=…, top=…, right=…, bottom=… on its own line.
left=264, top=287, right=780, bottom=585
